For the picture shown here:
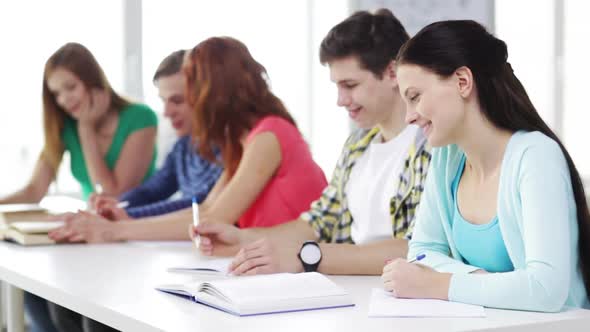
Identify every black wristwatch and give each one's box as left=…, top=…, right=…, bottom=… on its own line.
left=298, top=241, right=322, bottom=272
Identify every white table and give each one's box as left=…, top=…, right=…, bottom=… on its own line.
left=1, top=241, right=590, bottom=332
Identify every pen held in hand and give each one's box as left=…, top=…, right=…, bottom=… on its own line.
left=407, top=253, right=426, bottom=264
left=95, top=182, right=104, bottom=195
left=116, top=201, right=129, bottom=209
left=96, top=201, right=129, bottom=220
left=192, top=196, right=200, bottom=248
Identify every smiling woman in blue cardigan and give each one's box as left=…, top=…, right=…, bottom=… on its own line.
left=381, top=20, right=590, bottom=312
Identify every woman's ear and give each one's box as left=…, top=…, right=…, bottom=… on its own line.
left=454, top=66, right=474, bottom=98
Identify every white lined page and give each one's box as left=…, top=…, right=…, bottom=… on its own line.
left=368, top=288, right=486, bottom=318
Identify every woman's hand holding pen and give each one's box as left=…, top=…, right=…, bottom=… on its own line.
left=97, top=202, right=130, bottom=221
left=88, top=192, right=111, bottom=211
left=381, top=256, right=451, bottom=300
left=88, top=193, right=130, bottom=221
left=190, top=223, right=244, bottom=257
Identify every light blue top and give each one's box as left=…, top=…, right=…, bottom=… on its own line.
left=451, top=155, right=514, bottom=273
left=409, top=131, right=589, bottom=312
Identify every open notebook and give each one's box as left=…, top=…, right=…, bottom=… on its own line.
left=0, top=221, right=64, bottom=246
left=166, top=258, right=233, bottom=276
left=368, top=288, right=485, bottom=318
left=157, top=272, right=354, bottom=316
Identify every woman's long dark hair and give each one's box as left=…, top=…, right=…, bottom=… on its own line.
left=397, top=20, right=590, bottom=299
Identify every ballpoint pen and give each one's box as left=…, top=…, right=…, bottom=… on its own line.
left=116, top=201, right=129, bottom=209
left=192, top=196, right=200, bottom=248
left=407, top=253, right=426, bottom=263
left=95, top=182, right=103, bottom=195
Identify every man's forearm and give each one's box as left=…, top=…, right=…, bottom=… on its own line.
left=243, top=218, right=318, bottom=245
left=318, top=238, right=408, bottom=275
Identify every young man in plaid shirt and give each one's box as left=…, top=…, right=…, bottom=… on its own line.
left=194, top=9, right=432, bottom=276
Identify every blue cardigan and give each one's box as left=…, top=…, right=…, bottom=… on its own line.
left=409, top=131, right=589, bottom=312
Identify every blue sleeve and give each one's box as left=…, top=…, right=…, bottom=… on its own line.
left=408, top=148, right=480, bottom=274
left=119, top=145, right=178, bottom=206
left=189, top=149, right=223, bottom=197
left=126, top=197, right=192, bottom=218
left=449, top=140, right=574, bottom=312
left=125, top=182, right=212, bottom=218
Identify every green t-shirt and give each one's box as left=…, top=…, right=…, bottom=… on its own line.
left=62, top=103, right=158, bottom=199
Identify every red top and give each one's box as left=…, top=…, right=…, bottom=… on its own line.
left=238, top=116, right=327, bottom=228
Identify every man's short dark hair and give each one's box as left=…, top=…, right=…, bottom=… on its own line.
left=319, top=8, right=410, bottom=78
left=153, top=49, right=186, bottom=83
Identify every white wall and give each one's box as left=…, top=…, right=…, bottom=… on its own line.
left=495, top=0, right=556, bottom=129
left=140, top=0, right=352, bottom=179
left=496, top=0, right=590, bottom=180
left=1, top=0, right=589, bottom=198
left=563, top=1, right=590, bottom=179
left=0, top=0, right=124, bottom=196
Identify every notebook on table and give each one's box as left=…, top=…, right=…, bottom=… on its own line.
left=0, top=204, right=50, bottom=224
left=368, top=288, right=486, bottom=318
left=0, top=221, right=65, bottom=246
left=0, top=196, right=88, bottom=225
left=157, top=272, right=354, bottom=316
left=166, top=258, right=233, bottom=276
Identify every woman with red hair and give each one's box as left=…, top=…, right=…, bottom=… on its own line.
left=185, top=37, right=327, bottom=229
left=47, top=38, right=326, bottom=249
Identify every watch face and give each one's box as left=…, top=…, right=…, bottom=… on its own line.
left=300, top=243, right=321, bottom=265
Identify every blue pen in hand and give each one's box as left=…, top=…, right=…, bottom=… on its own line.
left=407, top=253, right=426, bottom=263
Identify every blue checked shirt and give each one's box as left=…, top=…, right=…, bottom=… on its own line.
left=119, top=136, right=223, bottom=218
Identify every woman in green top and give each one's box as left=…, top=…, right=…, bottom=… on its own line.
left=0, top=42, right=157, bottom=203
left=0, top=43, right=158, bottom=332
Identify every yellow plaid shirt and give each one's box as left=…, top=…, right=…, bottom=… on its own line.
left=300, top=127, right=431, bottom=243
